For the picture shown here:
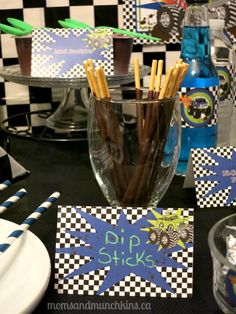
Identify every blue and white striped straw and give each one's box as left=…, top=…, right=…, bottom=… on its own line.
left=0, top=188, right=26, bottom=214
left=0, top=180, right=11, bottom=192
left=0, top=191, right=60, bottom=255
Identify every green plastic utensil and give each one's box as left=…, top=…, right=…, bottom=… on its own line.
left=0, top=18, right=47, bottom=36
left=98, top=26, right=160, bottom=42
left=58, top=20, right=90, bottom=29
left=64, top=19, right=91, bottom=28
left=60, top=18, right=160, bottom=42
left=7, top=17, right=33, bottom=32
left=0, top=17, right=33, bottom=36
left=0, top=22, right=30, bottom=36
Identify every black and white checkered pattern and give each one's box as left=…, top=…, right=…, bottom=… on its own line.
left=0, top=1, right=236, bottom=128
left=54, top=205, right=194, bottom=298
left=227, top=0, right=236, bottom=29
left=123, top=0, right=151, bottom=45
left=0, top=1, right=180, bottom=126
left=232, top=55, right=236, bottom=108
left=192, top=146, right=236, bottom=208
left=226, top=63, right=236, bottom=102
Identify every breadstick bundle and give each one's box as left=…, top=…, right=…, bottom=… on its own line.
left=85, top=58, right=188, bottom=207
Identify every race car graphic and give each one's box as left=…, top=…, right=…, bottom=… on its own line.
left=134, top=0, right=234, bottom=43
left=142, top=208, right=193, bottom=250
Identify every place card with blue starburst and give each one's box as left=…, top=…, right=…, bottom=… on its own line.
left=31, top=28, right=113, bottom=78
left=54, top=205, right=194, bottom=298
left=186, top=146, right=236, bottom=208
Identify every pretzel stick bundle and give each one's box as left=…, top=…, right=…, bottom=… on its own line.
left=143, top=63, right=189, bottom=204
left=85, top=58, right=188, bottom=207
left=86, top=61, right=130, bottom=201
left=132, top=66, right=175, bottom=204
left=124, top=61, right=188, bottom=206
left=84, top=61, right=107, bottom=140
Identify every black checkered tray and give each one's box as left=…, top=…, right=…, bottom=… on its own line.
left=55, top=206, right=194, bottom=298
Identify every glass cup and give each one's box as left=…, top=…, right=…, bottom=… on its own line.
left=15, top=36, right=32, bottom=76
left=87, top=87, right=181, bottom=207
left=113, top=35, right=133, bottom=75
left=208, top=214, right=236, bottom=313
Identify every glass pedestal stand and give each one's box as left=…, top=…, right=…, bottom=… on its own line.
left=0, top=65, right=150, bottom=141
left=46, top=88, right=89, bottom=133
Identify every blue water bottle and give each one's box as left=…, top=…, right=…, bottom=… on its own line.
left=177, top=0, right=219, bottom=175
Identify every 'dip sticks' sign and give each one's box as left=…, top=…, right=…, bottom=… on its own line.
left=55, top=206, right=194, bottom=298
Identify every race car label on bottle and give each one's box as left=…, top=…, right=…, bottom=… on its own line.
left=180, top=86, right=219, bottom=128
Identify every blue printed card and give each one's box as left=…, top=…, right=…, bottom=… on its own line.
left=31, top=28, right=114, bottom=78
left=184, top=146, right=236, bottom=208
left=55, top=206, right=194, bottom=298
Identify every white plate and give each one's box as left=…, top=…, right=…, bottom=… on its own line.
left=0, top=218, right=51, bottom=314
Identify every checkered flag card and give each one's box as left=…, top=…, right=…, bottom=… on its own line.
left=54, top=206, right=194, bottom=298
left=184, top=146, right=236, bottom=208
left=31, top=28, right=114, bottom=78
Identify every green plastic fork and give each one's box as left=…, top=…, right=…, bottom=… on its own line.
left=60, top=18, right=160, bottom=42
left=0, top=17, right=33, bottom=36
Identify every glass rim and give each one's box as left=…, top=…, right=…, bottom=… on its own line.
left=91, top=87, right=179, bottom=104
left=14, top=35, right=32, bottom=39
left=208, top=213, right=236, bottom=271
